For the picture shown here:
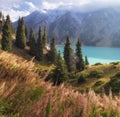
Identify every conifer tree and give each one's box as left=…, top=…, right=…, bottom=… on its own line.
left=0, top=12, right=4, bottom=31
left=15, top=17, right=21, bottom=45
left=85, top=56, right=89, bottom=65
left=43, top=26, right=47, bottom=48
left=48, top=38, right=57, bottom=63
left=15, top=17, right=26, bottom=49
left=25, top=25, right=28, bottom=39
left=2, top=15, right=12, bottom=51
left=36, top=26, right=43, bottom=61
left=10, top=21, right=14, bottom=34
left=64, top=36, right=75, bottom=72
left=46, top=51, right=68, bottom=85
left=29, top=28, right=36, bottom=55
left=76, top=39, right=85, bottom=71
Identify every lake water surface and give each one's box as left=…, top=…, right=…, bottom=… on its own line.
left=56, top=45, right=120, bottom=65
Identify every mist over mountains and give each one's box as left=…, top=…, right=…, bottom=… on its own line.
left=14, top=6, right=120, bottom=47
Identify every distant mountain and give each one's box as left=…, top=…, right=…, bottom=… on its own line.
left=80, top=8, right=120, bottom=47
left=14, top=7, right=120, bottom=47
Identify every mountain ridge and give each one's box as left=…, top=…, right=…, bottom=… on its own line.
left=14, top=7, right=120, bottom=47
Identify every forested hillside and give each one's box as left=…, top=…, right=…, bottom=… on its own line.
left=0, top=10, right=120, bottom=117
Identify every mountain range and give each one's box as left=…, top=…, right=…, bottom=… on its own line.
left=14, top=7, right=120, bottom=47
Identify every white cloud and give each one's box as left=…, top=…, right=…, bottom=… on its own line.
left=43, top=1, right=75, bottom=10
left=41, top=0, right=120, bottom=11
left=42, top=0, right=120, bottom=7
left=41, top=0, right=91, bottom=8
left=13, top=4, right=20, bottom=9
left=25, top=2, right=38, bottom=10
left=42, top=1, right=64, bottom=10
left=1, top=0, right=120, bottom=21
left=0, top=0, right=38, bottom=22
left=0, top=0, right=22, bottom=9
left=3, top=9, right=30, bottom=22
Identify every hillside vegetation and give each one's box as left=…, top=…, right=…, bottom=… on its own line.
left=1, top=11, right=120, bottom=117
left=68, top=62, right=120, bottom=94
left=0, top=51, right=120, bottom=117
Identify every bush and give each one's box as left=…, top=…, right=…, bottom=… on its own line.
left=110, top=62, right=119, bottom=65
left=45, top=70, right=68, bottom=86
left=94, top=63, right=103, bottom=66
left=94, top=80, right=104, bottom=87
left=111, top=65, right=117, bottom=69
left=104, top=72, right=120, bottom=94
left=78, top=73, right=87, bottom=84
left=89, top=70, right=104, bottom=78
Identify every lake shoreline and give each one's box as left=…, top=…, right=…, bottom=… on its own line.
left=56, top=45, right=120, bottom=65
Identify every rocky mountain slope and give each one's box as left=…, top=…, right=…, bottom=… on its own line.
left=14, top=7, right=120, bottom=47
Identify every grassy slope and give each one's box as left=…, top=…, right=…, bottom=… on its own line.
left=12, top=43, right=54, bottom=70
left=10, top=41, right=120, bottom=93
left=1, top=33, right=120, bottom=116
left=1, top=51, right=120, bottom=116
left=68, top=62, right=120, bottom=92
left=1, top=33, right=119, bottom=94
left=2, top=33, right=120, bottom=94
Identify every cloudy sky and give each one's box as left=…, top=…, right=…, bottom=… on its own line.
left=1, top=0, right=120, bottom=21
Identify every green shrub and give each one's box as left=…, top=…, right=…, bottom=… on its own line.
left=110, top=65, right=117, bottom=69
left=78, top=73, right=87, bottom=84
left=110, top=62, right=119, bottom=65
left=68, top=73, right=77, bottom=79
left=104, top=72, right=120, bottom=94
left=94, top=63, right=103, bottom=66
left=94, top=80, right=104, bottom=87
left=89, top=70, right=104, bottom=78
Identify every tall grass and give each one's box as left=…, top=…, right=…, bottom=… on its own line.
left=0, top=51, right=120, bottom=117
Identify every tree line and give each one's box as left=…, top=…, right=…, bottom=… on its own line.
left=1, top=14, right=89, bottom=85
left=46, top=36, right=89, bottom=85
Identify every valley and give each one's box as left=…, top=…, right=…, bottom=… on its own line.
left=1, top=1, right=120, bottom=116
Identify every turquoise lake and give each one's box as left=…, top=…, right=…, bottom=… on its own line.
left=56, top=45, right=120, bottom=65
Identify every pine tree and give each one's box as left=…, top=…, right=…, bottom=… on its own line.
left=15, top=17, right=26, bottom=49
left=15, top=17, right=21, bottom=46
left=25, top=25, right=28, bottom=39
left=64, top=36, right=75, bottom=72
left=29, top=28, right=36, bottom=55
left=48, top=38, right=57, bottom=63
left=43, top=26, right=47, bottom=48
left=10, top=20, right=14, bottom=34
left=76, top=39, right=85, bottom=71
left=0, top=12, right=3, bottom=31
left=36, top=26, right=43, bottom=61
left=2, top=15, right=12, bottom=51
left=46, top=51, right=68, bottom=85
left=85, top=56, right=89, bottom=65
